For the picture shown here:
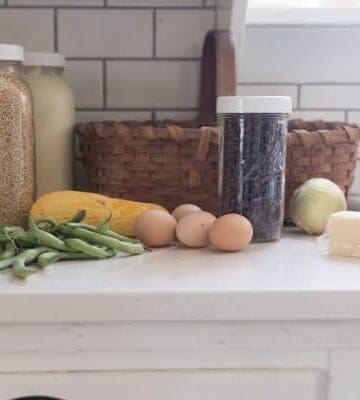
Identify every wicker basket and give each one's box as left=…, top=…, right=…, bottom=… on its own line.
left=75, top=30, right=236, bottom=214
left=285, top=119, right=360, bottom=218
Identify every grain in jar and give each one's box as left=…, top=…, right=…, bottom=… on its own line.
left=0, top=44, right=35, bottom=227
left=25, top=52, right=75, bottom=198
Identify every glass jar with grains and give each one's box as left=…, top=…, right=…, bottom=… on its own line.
left=0, top=44, right=35, bottom=227
left=25, top=52, right=75, bottom=198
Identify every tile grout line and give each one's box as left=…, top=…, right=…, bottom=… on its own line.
left=1, top=5, right=210, bottom=10
left=292, top=108, right=351, bottom=112
left=54, top=7, right=58, bottom=52
left=213, top=4, right=216, bottom=28
left=214, top=0, right=218, bottom=28
left=68, top=57, right=201, bottom=62
left=75, top=107, right=351, bottom=113
left=103, top=60, right=107, bottom=109
left=345, top=110, right=349, bottom=122
left=76, top=107, right=199, bottom=112
left=239, top=82, right=360, bottom=86
left=297, top=84, right=301, bottom=109
left=153, top=8, right=157, bottom=58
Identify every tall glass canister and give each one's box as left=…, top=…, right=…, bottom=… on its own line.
left=217, top=96, right=292, bottom=241
left=0, top=44, right=35, bottom=227
left=25, top=52, right=75, bottom=198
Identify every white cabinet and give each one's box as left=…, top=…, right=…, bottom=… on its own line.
left=2, top=369, right=326, bottom=400
left=1, top=235, right=360, bottom=399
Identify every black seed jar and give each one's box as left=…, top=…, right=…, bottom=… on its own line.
left=217, top=96, right=292, bottom=242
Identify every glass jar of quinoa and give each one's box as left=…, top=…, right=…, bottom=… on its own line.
left=0, top=44, right=35, bottom=227
left=217, top=96, right=292, bottom=242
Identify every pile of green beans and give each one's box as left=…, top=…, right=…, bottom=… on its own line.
left=0, top=210, right=145, bottom=280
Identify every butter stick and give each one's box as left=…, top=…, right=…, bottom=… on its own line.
left=328, top=211, right=360, bottom=257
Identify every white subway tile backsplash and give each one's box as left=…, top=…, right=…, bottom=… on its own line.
left=58, top=9, right=153, bottom=58
left=9, top=0, right=103, bottom=5
left=66, top=61, right=103, bottom=108
left=346, top=112, right=360, bottom=124
left=0, top=0, right=4, bottom=5
left=108, top=0, right=203, bottom=5
left=348, top=193, right=360, bottom=211
left=242, top=26, right=360, bottom=83
left=348, top=162, right=360, bottom=195
left=291, top=110, right=346, bottom=122
left=155, top=110, right=198, bottom=121
left=301, top=85, right=360, bottom=109
left=156, top=9, right=214, bottom=58
left=0, top=9, right=53, bottom=51
left=237, top=85, right=298, bottom=109
left=76, top=111, right=152, bottom=123
left=107, top=61, right=200, bottom=108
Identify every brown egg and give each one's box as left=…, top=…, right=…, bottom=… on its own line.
left=176, top=211, right=216, bottom=248
left=209, top=214, right=253, bottom=252
left=135, top=210, right=177, bottom=248
left=172, top=204, right=202, bottom=222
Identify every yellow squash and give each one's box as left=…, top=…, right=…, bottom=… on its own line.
left=30, top=191, right=165, bottom=237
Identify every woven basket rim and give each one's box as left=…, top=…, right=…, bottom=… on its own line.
left=288, top=118, right=360, bottom=131
left=75, top=119, right=219, bottom=142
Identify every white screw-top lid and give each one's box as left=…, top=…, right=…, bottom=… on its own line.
left=0, top=44, right=24, bottom=62
left=217, top=96, right=292, bottom=114
left=25, top=52, right=66, bottom=68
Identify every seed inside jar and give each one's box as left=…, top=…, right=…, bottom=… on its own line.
left=0, top=69, right=35, bottom=227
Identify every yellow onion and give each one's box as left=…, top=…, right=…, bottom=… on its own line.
left=290, top=178, right=347, bottom=235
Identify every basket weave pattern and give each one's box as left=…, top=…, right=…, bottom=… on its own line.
left=77, top=119, right=360, bottom=218
left=285, top=120, right=360, bottom=216
left=77, top=121, right=219, bottom=213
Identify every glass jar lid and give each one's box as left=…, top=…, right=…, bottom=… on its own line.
left=0, top=44, right=24, bottom=62
left=217, top=96, right=292, bottom=114
left=25, top=52, right=66, bottom=68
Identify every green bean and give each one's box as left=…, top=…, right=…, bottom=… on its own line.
left=0, top=256, right=17, bottom=271
left=66, top=222, right=141, bottom=244
left=38, top=250, right=105, bottom=268
left=35, top=218, right=58, bottom=232
left=28, top=215, right=72, bottom=252
left=17, top=234, right=42, bottom=248
left=17, top=247, right=49, bottom=263
left=58, top=252, right=101, bottom=261
left=35, top=217, right=57, bottom=226
left=37, top=251, right=60, bottom=268
left=11, top=247, right=48, bottom=279
left=95, top=212, right=112, bottom=233
left=12, top=258, right=38, bottom=279
left=58, top=225, right=144, bottom=255
left=1, top=226, right=24, bottom=235
left=67, top=210, right=87, bottom=223
left=0, top=226, right=26, bottom=244
left=0, top=242, right=15, bottom=260
left=65, top=238, right=110, bottom=258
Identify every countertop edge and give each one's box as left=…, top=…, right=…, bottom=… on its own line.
left=1, top=290, right=360, bottom=323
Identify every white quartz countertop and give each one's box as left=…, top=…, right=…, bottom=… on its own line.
left=0, top=229, right=359, bottom=323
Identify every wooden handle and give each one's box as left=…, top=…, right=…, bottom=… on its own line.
left=198, top=30, right=237, bottom=127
